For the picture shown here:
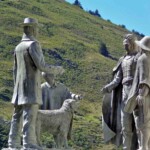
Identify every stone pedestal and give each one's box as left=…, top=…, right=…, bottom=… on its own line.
left=2, top=148, right=75, bottom=150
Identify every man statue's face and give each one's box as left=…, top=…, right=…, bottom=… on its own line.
left=24, top=26, right=38, bottom=38
left=32, top=26, right=38, bottom=38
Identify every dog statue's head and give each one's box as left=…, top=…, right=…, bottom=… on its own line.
left=62, top=99, right=80, bottom=112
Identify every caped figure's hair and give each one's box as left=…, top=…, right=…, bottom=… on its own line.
left=124, top=34, right=138, bottom=52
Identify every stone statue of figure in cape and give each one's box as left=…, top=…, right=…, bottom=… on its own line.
left=101, top=34, right=141, bottom=150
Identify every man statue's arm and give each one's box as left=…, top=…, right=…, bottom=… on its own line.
left=63, top=85, right=82, bottom=100
left=136, top=84, right=149, bottom=106
left=13, top=53, right=17, bottom=85
left=136, top=57, right=150, bottom=106
left=28, top=42, right=64, bottom=75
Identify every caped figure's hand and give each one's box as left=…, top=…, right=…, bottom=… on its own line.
left=136, top=95, right=145, bottom=106
left=101, top=85, right=109, bottom=94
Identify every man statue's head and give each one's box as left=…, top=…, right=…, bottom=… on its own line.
left=20, top=18, right=38, bottom=38
left=123, top=34, right=137, bottom=53
left=42, top=72, right=55, bottom=86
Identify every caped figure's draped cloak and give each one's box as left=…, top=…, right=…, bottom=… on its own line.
left=102, top=57, right=123, bottom=146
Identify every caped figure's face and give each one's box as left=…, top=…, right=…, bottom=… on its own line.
left=123, top=38, right=134, bottom=52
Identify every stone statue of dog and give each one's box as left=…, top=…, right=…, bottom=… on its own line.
left=36, top=99, right=80, bottom=149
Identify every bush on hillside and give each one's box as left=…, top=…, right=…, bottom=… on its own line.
left=0, top=118, right=10, bottom=149
left=88, top=9, right=101, bottom=18
left=99, top=43, right=109, bottom=57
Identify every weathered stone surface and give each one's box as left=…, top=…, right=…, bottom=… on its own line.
left=37, top=99, right=79, bottom=149
left=2, top=148, right=75, bottom=150
left=101, top=34, right=139, bottom=149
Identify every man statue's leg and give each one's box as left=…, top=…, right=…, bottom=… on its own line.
left=140, top=127, right=150, bottom=150
left=22, top=104, right=42, bottom=150
left=133, top=106, right=144, bottom=150
left=140, top=106, right=150, bottom=150
left=8, top=105, right=22, bottom=149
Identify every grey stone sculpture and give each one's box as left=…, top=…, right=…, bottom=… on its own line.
left=41, top=72, right=81, bottom=110
left=8, top=18, right=64, bottom=150
left=101, top=34, right=140, bottom=150
left=125, top=36, right=150, bottom=150
left=36, top=99, right=80, bottom=149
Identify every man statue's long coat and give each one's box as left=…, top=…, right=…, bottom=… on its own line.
left=12, top=34, right=53, bottom=105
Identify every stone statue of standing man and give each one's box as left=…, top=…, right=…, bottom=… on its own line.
left=125, top=36, right=150, bottom=150
left=8, top=18, right=64, bottom=150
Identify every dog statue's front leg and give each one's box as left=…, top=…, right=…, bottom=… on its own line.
left=53, top=135, right=59, bottom=148
left=54, top=134, right=62, bottom=148
left=64, top=136, right=69, bottom=149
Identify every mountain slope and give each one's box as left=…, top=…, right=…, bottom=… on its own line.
left=0, top=0, right=135, bottom=149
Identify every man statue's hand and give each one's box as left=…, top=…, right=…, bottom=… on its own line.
left=51, top=66, right=65, bottom=75
left=56, top=66, right=65, bottom=75
left=73, top=94, right=83, bottom=100
left=78, top=95, right=83, bottom=100
left=136, top=95, right=145, bottom=106
left=48, top=65, right=65, bottom=75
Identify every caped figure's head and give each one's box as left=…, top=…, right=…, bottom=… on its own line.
left=123, top=34, right=137, bottom=53
left=20, top=18, right=38, bottom=38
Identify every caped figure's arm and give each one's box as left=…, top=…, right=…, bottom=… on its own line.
left=102, top=68, right=123, bottom=93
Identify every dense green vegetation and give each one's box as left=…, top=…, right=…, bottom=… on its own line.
left=0, top=0, right=140, bottom=149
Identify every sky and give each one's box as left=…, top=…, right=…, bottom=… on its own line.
left=66, top=0, right=150, bottom=36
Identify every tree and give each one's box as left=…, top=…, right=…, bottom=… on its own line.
left=119, top=24, right=126, bottom=29
left=107, top=19, right=111, bottom=23
left=73, top=0, right=83, bottom=9
left=95, top=9, right=101, bottom=17
left=132, top=29, right=145, bottom=38
left=88, top=10, right=95, bottom=15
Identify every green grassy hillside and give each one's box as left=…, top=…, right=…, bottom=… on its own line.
left=0, top=0, right=138, bottom=149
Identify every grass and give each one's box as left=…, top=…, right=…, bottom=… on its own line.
left=0, top=0, right=137, bottom=149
